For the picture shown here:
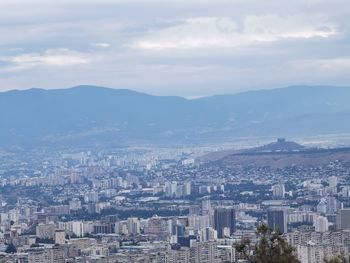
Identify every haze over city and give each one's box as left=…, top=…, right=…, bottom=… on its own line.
left=1, top=1, right=350, bottom=263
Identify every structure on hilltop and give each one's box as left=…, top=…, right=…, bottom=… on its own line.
left=244, top=138, right=305, bottom=153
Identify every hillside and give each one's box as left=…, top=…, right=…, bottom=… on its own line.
left=210, top=147, right=350, bottom=169
left=200, top=139, right=350, bottom=169
left=199, top=138, right=306, bottom=162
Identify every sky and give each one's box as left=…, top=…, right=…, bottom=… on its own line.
left=0, top=0, right=349, bottom=97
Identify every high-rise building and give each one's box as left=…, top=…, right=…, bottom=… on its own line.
left=325, top=196, right=341, bottom=214
left=188, top=215, right=210, bottom=231
left=202, top=197, right=213, bottom=226
left=127, top=217, right=140, bottom=235
left=54, top=230, right=66, bottom=245
left=214, top=207, right=236, bottom=238
left=183, top=182, right=192, bottom=196
left=8, top=209, right=19, bottom=224
left=51, top=245, right=65, bottom=263
left=28, top=245, right=65, bottom=263
left=201, top=198, right=211, bottom=216
left=200, top=227, right=218, bottom=242
left=36, top=222, right=56, bottom=240
left=272, top=183, right=285, bottom=198
left=317, top=198, right=327, bottom=214
left=267, top=209, right=287, bottom=233
left=341, top=186, right=350, bottom=198
left=336, top=209, right=350, bottom=230
left=176, top=184, right=184, bottom=198
left=297, top=243, right=349, bottom=263
left=313, top=215, right=328, bottom=232
left=28, top=248, right=50, bottom=263
left=84, top=191, right=99, bottom=203
left=329, top=176, right=338, bottom=188
left=165, top=181, right=178, bottom=197
left=190, top=241, right=218, bottom=263
left=167, top=247, right=191, bottom=263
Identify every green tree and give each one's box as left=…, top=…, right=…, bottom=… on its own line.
left=326, top=255, right=348, bottom=263
left=236, top=224, right=300, bottom=263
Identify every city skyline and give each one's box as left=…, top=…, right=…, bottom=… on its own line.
left=1, top=1, right=350, bottom=263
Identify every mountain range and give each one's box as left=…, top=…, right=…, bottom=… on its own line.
left=1, top=85, right=350, bottom=148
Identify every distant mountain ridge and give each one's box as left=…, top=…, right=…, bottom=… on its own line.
left=1, top=85, right=350, bottom=148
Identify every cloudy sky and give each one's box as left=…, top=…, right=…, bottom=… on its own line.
left=0, top=0, right=349, bottom=97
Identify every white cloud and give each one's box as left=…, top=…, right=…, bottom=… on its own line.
left=134, top=15, right=338, bottom=50
left=6, top=49, right=89, bottom=69
left=292, top=58, right=350, bottom=71
left=91, top=42, right=110, bottom=48
left=244, top=15, right=337, bottom=39
left=0, top=0, right=348, bottom=96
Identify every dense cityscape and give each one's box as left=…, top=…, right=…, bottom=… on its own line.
left=1, top=139, right=350, bottom=262
left=1, top=1, right=350, bottom=262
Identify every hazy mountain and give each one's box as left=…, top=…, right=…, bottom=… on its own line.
left=1, top=85, right=350, bottom=148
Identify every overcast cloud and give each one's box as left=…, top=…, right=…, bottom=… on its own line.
left=0, top=0, right=349, bottom=97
